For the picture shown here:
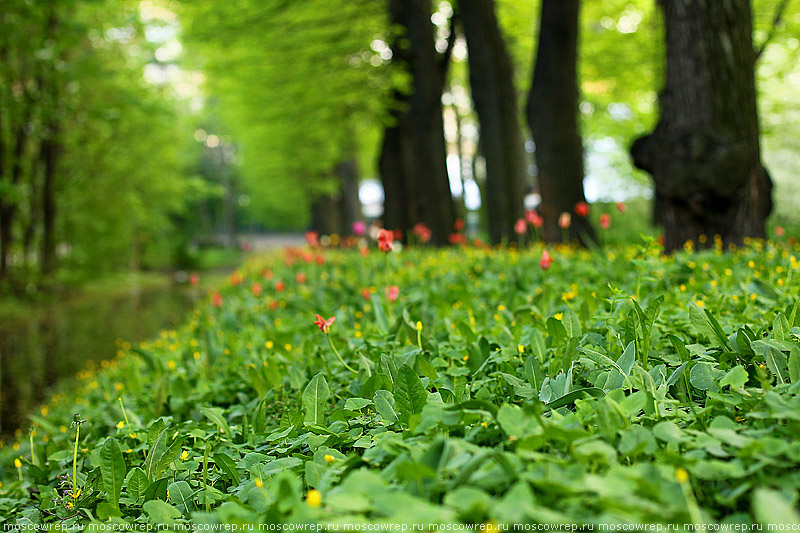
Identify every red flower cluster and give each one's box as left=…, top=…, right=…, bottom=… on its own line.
left=305, top=231, right=320, bottom=247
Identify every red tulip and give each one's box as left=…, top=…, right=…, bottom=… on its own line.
left=575, top=202, right=589, bottom=217
left=413, top=223, right=432, bottom=243
left=775, top=226, right=785, bottom=237
left=189, top=273, right=199, bottom=286
left=275, top=280, right=285, bottom=292
left=377, top=229, right=394, bottom=252
left=212, top=292, right=223, bottom=307
left=616, top=202, right=626, bottom=213
left=525, top=210, right=543, bottom=228
left=230, top=272, right=243, bottom=286
left=600, top=214, right=611, bottom=230
left=313, top=314, right=336, bottom=333
left=361, top=288, right=371, bottom=301
left=251, top=283, right=262, bottom=297
left=454, top=218, right=465, bottom=231
left=558, top=212, right=572, bottom=229
left=305, top=231, right=319, bottom=247
left=539, top=250, right=553, bottom=270
left=296, top=272, right=307, bottom=284
left=514, top=218, right=527, bottom=235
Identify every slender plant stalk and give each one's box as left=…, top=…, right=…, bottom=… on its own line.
left=72, top=423, right=80, bottom=499
left=327, top=334, right=357, bottom=373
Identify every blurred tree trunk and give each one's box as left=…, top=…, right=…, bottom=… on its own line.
left=379, top=0, right=455, bottom=245
left=336, top=158, right=360, bottom=234
left=40, top=120, right=60, bottom=276
left=527, top=0, right=595, bottom=245
left=0, top=43, right=10, bottom=282
left=631, top=0, right=771, bottom=252
left=460, top=0, right=526, bottom=245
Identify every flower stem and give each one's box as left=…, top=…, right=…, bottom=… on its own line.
left=327, top=334, right=357, bottom=373
left=72, top=424, right=80, bottom=499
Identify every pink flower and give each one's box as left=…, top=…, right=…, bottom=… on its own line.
left=314, top=314, right=336, bottom=333
left=575, top=202, right=589, bottom=218
left=600, top=214, right=611, bottom=230
left=616, top=202, right=626, bottom=213
left=385, top=285, right=399, bottom=302
left=378, top=229, right=393, bottom=252
left=775, top=226, right=785, bottom=237
left=413, top=223, right=432, bottom=243
left=539, top=250, right=553, bottom=270
left=525, top=210, right=543, bottom=228
left=305, top=231, right=319, bottom=247
left=558, top=212, right=572, bottom=229
left=352, top=221, right=366, bottom=236
left=514, top=218, right=527, bottom=235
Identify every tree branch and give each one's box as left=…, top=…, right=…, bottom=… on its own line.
left=755, top=0, right=791, bottom=62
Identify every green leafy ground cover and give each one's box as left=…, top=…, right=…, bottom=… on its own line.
left=2, top=238, right=800, bottom=527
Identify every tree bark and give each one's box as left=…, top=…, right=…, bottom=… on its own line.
left=631, top=0, right=771, bottom=252
left=336, top=158, right=361, bottom=234
left=40, top=120, right=59, bottom=275
left=460, top=0, right=527, bottom=244
left=527, top=0, right=595, bottom=245
left=379, top=0, right=455, bottom=245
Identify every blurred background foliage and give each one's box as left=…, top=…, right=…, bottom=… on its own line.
left=0, top=0, right=799, bottom=291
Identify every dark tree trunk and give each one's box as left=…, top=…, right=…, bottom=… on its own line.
left=0, top=44, right=9, bottom=282
left=336, top=158, right=361, bottom=233
left=460, top=0, right=527, bottom=245
left=631, top=0, right=771, bottom=252
left=527, top=0, right=595, bottom=245
left=40, top=121, right=59, bottom=275
left=310, top=194, right=342, bottom=236
left=379, top=0, right=455, bottom=245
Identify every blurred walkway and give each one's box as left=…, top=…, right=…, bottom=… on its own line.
left=239, top=233, right=306, bottom=251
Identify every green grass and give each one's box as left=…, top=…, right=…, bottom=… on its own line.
left=2, top=237, right=800, bottom=527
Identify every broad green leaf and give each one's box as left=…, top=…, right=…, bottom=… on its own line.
left=167, top=481, right=194, bottom=512
left=100, top=437, right=126, bottom=511
left=200, top=406, right=231, bottom=436
left=561, top=308, right=582, bottom=338
left=124, top=467, right=149, bottom=503
left=688, top=303, right=731, bottom=350
left=213, top=453, right=240, bottom=485
left=371, top=294, right=389, bottom=334
left=393, top=365, right=428, bottom=424
left=789, top=347, right=800, bottom=383
left=689, top=362, right=725, bottom=391
left=142, top=499, right=181, bottom=524
left=373, top=390, right=399, bottom=423
left=752, top=488, right=800, bottom=525
left=302, top=373, right=331, bottom=425
left=720, top=365, right=749, bottom=390
left=144, top=429, right=167, bottom=482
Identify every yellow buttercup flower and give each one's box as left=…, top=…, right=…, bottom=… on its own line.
left=324, top=454, right=334, bottom=464
left=116, top=421, right=125, bottom=429
left=306, top=489, right=322, bottom=508
left=675, top=468, right=689, bottom=483
left=180, top=450, right=189, bottom=461
left=416, top=321, right=423, bottom=331
left=554, top=312, right=563, bottom=321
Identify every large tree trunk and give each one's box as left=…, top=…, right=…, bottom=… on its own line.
left=631, top=0, right=771, bottom=252
left=40, top=121, right=59, bottom=276
left=336, top=158, right=361, bottom=233
left=460, top=0, right=527, bottom=245
left=379, top=0, right=455, bottom=245
left=527, top=0, right=595, bottom=245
